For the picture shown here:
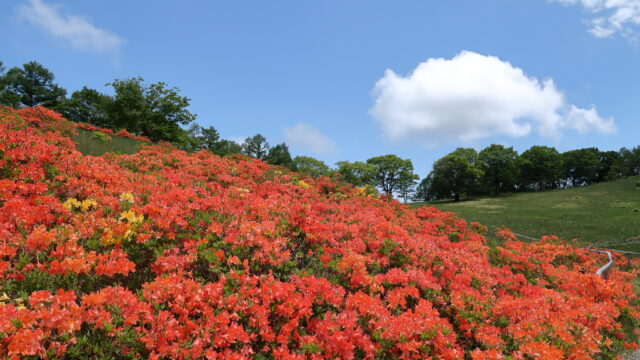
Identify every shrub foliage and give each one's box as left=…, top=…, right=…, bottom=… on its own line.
left=0, top=106, right=638, bottom=359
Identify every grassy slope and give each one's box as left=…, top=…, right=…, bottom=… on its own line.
left=72, top=128, right=143, bottom=156
left=412, top=176, right=640, bottom=252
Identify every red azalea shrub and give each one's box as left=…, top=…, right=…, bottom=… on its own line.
left=116, top=129, right=133, bottom=138
left=0, top=106, right=638, bottom=359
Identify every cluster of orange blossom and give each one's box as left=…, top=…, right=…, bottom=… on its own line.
left=0, top=106, right=638, bottom=359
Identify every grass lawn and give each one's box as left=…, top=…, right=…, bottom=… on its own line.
left=72, top=128, right=144, bottom=156
left=412, top=176, right=640, bottom=252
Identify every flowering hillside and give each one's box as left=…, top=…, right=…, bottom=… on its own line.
left=0, top=106, right=638, bottom=360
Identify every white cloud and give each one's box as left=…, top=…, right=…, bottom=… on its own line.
left=17, top=0, right=124, bottom=55
left=563, top=105, right=616, bottom=133
left=229, top=136, right=246, bottom=145
left=283, top=123, right=338, bottom=155
left=549, top=0, right=640, bottom=39
left=370, top=51, right=615, bottom=146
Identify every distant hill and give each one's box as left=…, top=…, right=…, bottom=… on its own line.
left=414, top=177, right=640, bottom=251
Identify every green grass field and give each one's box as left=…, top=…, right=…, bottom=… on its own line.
left=412, top=176, right=640, bottom=252
left=72, top=128, right=144, bottom=156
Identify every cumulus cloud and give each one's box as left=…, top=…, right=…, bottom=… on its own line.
left=370, top=51, right=615, bottom=145
left=283, top=123, right=338, bottom=155
left=17, top=0, right=124, bottom=55
left=229, top=136, right=247, bottom=145
left=549, top=0, right=640, bottom=39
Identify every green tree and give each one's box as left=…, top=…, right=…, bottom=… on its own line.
left=617, top=146, right=640, bottom=176
left=412, top=177, right=432, bottom=202
left=105, top=77, right=196, bottom=143
left=182, top=124, right=225, bottom=152
left=397, top=172, right=419, bottom=203
left=200, top=126, right=222, bottom=151
left=0, top=61, right=6, bottom=103
left=211, top=140, right=243, bottom=156
left=179, top=123, right=207, bottom=152
left=427, top=148, right=483, bottom=201
left=242, top=134, right=270, bottom=159
left=478, top=144, right=519, bottom=195
left=0, top=61, right=67, bottom=108
left=335, top=161, right=376, bottom=187
left=57, top=87, right=111, bottom=127
left=366, top=154, right=417, bottom=197
left=519, top=146, right=562, bottom=191
left=561, top=148, right=600, bottom=187
left=292, top=156, right=330, bottom=178
left=179, top=124, right=244, bottom=157
left=265, top=143, right=293, bottom=168
left=597, top=150, right=621, bottom=182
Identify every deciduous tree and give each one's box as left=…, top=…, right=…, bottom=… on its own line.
left=428, top=148, right=483, bottom=201
left=519, top=146, right=562, bottom=191
left=335, top=161, right=376, bottom=187
left=561, top=148, right=599, bottom=187
left=293, top=156, right=331, bottom=178
left=57, top=87, right=111, bottom=127
left=478, top=144, right=519, bottom=195
left=412, top=177, right=432, bottom=202
left=105, top=77, right=196, bottom=143
left=366, top=154, right=417, bottom=197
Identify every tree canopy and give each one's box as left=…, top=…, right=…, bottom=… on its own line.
left=0, top=61, right=66, bottom=108
left=293, top=156, right=331, bottom=178
left=478, top=144, right=519, bottom=195
left=519, top=146, right=562, bottom=190
left=428, top=148, right=483, bottom=202
left=242, top=134, right=270, bottom=159
left=335, top=161, right=376, bottom=187
left=57, top=87, right=111, bottom=128
left=561, top=148, right=600, bottom=187
left=265, top=143, right=294, bottom=168
left=366, top=154, right=417, bottom=197
left=105, top=78, right=197, bottom=143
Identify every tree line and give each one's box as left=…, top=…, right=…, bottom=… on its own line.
left=415, top=144, right=640, bottom=202
left=1, top=60, right=638, bottom=202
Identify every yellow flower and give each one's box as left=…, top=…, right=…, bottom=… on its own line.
left=119, top=210, right=144, bottom=225
left=298, top=180, right=310, bottom=189
left=100, top=229, right=118, bottom=246
left=356, top=185, right=378, bottom=198
left=62, top=198, right=81, bottom=211
left=120, top=192, right=135, bottom=204
left=80, top=199, right=97, bottom=211
left=63, top=198, right=97, bottom=212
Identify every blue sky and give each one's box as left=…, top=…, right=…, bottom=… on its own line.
left=2, top=0, right=639, bottom=177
